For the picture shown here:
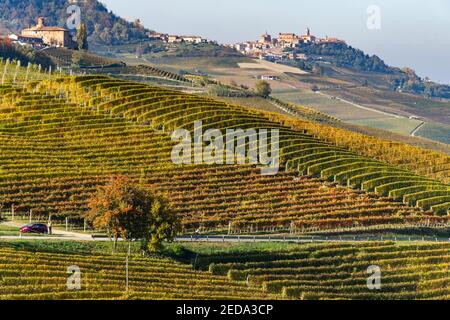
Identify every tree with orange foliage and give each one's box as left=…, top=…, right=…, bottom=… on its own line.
left=86, top=176, right=180, bottom=253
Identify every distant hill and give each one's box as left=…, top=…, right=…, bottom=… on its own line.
left=284, top=42, right=450, bottom=99
left=0, top=0, right=149, bottom=45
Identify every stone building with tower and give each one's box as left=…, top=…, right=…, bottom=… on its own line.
left=21, top=17, right=76, bottom=48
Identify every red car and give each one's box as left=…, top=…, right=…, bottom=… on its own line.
left=20, top=223, right=49, bottom=234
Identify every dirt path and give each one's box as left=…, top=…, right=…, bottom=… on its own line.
left=411, top=121, right=426, bottom=137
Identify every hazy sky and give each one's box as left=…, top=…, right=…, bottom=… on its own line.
left=101, top=0, right=450, bottom=83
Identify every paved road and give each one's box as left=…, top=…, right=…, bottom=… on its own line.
left=316, top=91, right=405, bottom=119
left=3, top=221, right=450, bottom=243
left=2, top=232, right=450, bottom=244
left=2, top=221, right=92, bottom=240
left=411, top=121, right=426, bottom=137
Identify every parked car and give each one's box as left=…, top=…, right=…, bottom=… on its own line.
left=20, top=223, right=48, bottom=234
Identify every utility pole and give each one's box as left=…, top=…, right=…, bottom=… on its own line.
left=126, top=243, right=131, bottom=293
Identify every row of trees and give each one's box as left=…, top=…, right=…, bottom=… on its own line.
left=205, top=80, right=272, bottom=98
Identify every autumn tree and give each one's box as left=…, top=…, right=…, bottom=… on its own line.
left=86, top=176, right=180, bottom=253
left=76, top=23, right=89, bottom=51
left=255, top=80, right=272, bottom=98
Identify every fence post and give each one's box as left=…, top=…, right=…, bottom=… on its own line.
left=83, top=219, right=86, bottom=232
left=29, top=209, right=32, bottom=223
left=11, top=204, right=14, bottom=221
left=66, top=217, right=69, bottom=231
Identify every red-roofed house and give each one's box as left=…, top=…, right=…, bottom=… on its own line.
left=21, top=17, right=76, bottom=48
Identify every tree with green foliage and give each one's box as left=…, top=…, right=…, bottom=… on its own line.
left=76, top=23, right=89, bottom=51
left=255, top=80, right=272, bottom=98
left=86, top=176, right=180, bottom=253
left=71, top=51, right=82, bottom=68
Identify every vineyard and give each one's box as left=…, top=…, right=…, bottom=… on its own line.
left=3, top=240, right=450, bottom=300
left=0, top=58, right=51, bottom=85
left=42, top=47, right=124, bottom=69
left=204, top=241, right=450, bottom=300
left=0, top=245, right=273, bottom=300
left=0, top=72, right=448, bottom=232
left=41, top=48, right=191, bottom=83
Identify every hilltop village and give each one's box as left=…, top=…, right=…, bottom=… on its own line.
left=229, top=28, right=346, bottom=60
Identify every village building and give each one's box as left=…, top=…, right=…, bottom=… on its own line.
left=259, top=75, right=280, bottom=81
left=278, top=33, right=300, bottom=48
left=168, top=35, right=183, bottom=43
left=148, top=32, right=168, bottom=42
left=299, top=28, right=316, bottom=43
left=233, top=27, right=345, bottom=60
left=166, top=34, right=207, bottom=44
left=319, top=36, right=346, bottom=44
left=180, top=35, right=207, bottom=44
left=259, top=32, right=272, bottom=44
left=21, top=17, right=75, bottom=48
left=8, top=34, right=45, bottom=48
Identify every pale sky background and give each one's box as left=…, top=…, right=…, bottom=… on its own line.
left=101, top=0, right=450, bottom=84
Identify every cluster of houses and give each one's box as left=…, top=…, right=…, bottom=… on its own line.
left=230, top=28, right=346, bottom=60
left=148, top=32, right=208, bottom=44
left=3, top=17, right=210, bottom=50
left=2, top=17, right=76, bottom=49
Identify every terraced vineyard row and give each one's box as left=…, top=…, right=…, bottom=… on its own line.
left=205, top=241, right=450, bottom=300
left=42, top=47, right=124, bottom=68
left=0, top=246, right=272, bottom=300
left=79, top=64, right=191, bottom=84
left=276, top=116, right=450, bottom=185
